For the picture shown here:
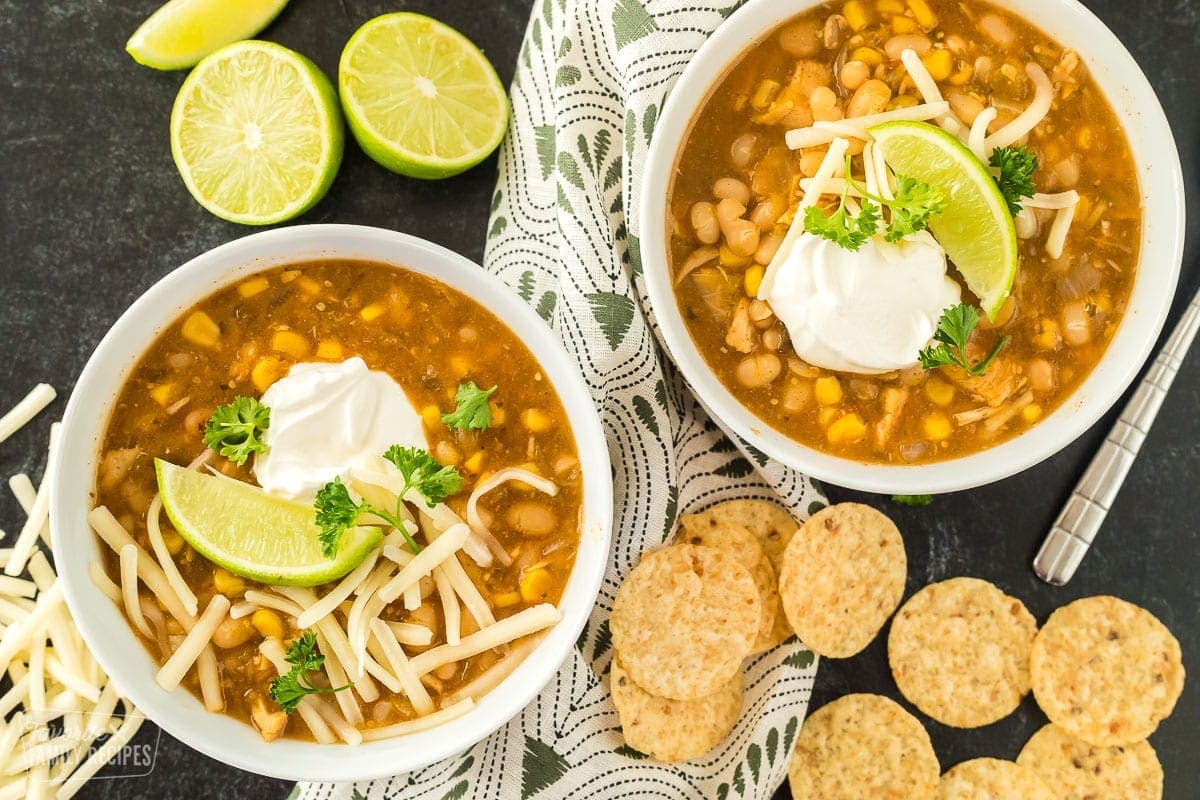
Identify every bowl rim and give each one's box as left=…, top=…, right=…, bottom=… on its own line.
left=639, top=0, right=1185, bottom=494
left=49, top=224, right=613, bottom=781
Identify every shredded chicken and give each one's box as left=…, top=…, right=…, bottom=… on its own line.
left=753, top=61, right=830, bottom=126
left=250, top=694, right=288, bottom=742
left=943, top=350, right=1022, bottom=407
left=875, top=387, right=909, bottom=450
left=725, top=298, right=756, bottom=353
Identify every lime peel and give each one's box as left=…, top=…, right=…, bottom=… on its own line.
left=870, top=120, right=1018, bottom=321
left=155, top=459, right=380, bottom=587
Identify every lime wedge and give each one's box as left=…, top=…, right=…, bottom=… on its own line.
left=155, top=459, right=380, bottom=587
left=126, top=0, right=292, bottom=71
left=338, top=13, right=509, bottom=179
left=871, top=121, right=1018, bottom=320
left=170, top=40, right=343, bottom=226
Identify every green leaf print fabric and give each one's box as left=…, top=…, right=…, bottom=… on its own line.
left=294, top=2, right=823, bottom=798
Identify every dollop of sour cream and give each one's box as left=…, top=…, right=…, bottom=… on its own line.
left=254, top=357, right=426, bottom=500
left=758, top=230, right=961, bottom=374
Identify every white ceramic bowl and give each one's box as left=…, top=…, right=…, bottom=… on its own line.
left=50, top=225, right=613, bottom=782
left=641, top=0, right=1184, bottom=494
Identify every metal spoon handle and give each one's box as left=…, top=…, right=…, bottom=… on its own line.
left=1034, top=287, right=1200, bottom=585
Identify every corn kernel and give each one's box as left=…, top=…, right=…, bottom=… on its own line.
left=888, top=94, right=920, bottom=110
left=494, top=591, right=522, bottom=608
left=843, top=1, right=871, bottom=30
left=359, top=303, right=386, bottom=322
left=744, top=265, right=765, bottom=297
left=271, top=329, right=310, bottom=359
left=1022, top=404, right=1043, bottom=423
left=814, top=376, right=843, bottom=406
left=295, top=277, right=322, bottom=296
left=1034, top=319, right=1061, bottom=350
left=876, top=0, right=905, bottom=13
left=819, top=406, right=838, bottom=426
left=719, top=243, right=752, bottom=269
left=449, top=354, right=471, bottom=379
left=924, top=378, right=955, bottom=407
left=489, top=400, right=506, bottom=426
left=463, top=451, right=486, bottom=474
left=851, top=46, right=883, bottom=66
left=891, top=15, right=918, bottom=33
left=907, top=0, right=937, bottom=28
left=149, top=383, right=175, bottom=407
left=316, top=339, right=344, bottom=360
left=251, top=609, right=284, bottom=639
left=251, top=356, right=287, bottom=393
left=1094, top=292, right=1112, bottom=314
left=750, top=79, right=781, bottom=110
left=421, top=404, right=443, bottom=429
left=181, top=311, right=221, bottom=348
left=519, top=568, right=553, bottom=603
left=279, top=269, right=301, bottom=283
left=922, top=49, right=954, bottom=81
left=162, top=530, right=185, bottom=556
left=826, top=413, right=867, bottom=444
left=213, top=568, right=245, bottom=596
left=923, top=412, right=953, bottom=441
left=237, top=277, right=269, bottom=298
left=522, top=408, right=553, bottom=432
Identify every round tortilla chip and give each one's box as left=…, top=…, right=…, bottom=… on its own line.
left=778, top=503, right=906, bottom=658
left=936, top=758, right=1056, bottom=800
left=888, top=577, right=1037, bottom=727
left=1031, top=596, right=1184, bottom=746
left=681, top=499, right=800, bottom=577
left=610, top=653, right=743, bottom=763
left=788, top=693, right=938, bottom=800
left=677, top=516, right=779, bottom=653
left=610, top=544, right=761, bottom=700
left=1017, top=724, right=1163, bottom=800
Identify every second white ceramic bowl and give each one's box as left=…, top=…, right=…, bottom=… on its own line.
left=50, top=225, right=613, bottom=781
left=641, top=0, right=1184, bottom=494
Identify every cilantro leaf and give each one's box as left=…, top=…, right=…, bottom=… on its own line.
left=918, top=304, right=1009, bottom=377
left=884, top=175, right=946, bottom=242
left=892, top=494, right=934, bottom=507
left=803, top=199, right=880, bottom=251
left=382, top=445, right=463, bottom=507
left=269, top=631, right=351, bottom=714
left=202, top=397, right=270, bottom=465
left=441, top=382, right=498, bottom=431
left=989, top=146, right=1038, bottom=216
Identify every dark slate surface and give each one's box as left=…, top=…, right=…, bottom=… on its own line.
left=1, top=1, right=1195, bottom=798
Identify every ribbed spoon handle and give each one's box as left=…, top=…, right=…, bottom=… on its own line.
left=1034, top=287, right=1200, bottom=585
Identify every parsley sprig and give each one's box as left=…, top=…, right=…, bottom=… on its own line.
left=918, top=304, right=1009, bottom=377
left=269, top=632, right=351, bottom=714
left=441, top=381, right=498, bottom=431
left=313, top=446, right=462, bottom=558
left=892, top=494, right=934, bottom=507
left=989, top=146, right=1038, bottom=216
left=202, top=397, right=270, bottom=465
left=803, top=158, right=945, bottom=250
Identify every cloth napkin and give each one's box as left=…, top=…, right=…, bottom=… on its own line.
left=294, top=2, right=824, bottom=798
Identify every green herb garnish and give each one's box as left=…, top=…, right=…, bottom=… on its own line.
left=313, top=446, right=462, bottom=558
left=892, top=494, right=934, bottom=507
left=989, top=146, right=1038, bottom=216
left=202, top=397, right=270, bottom=465
left=918, top=304, right=1009, bottom=377
left=804, top=158, right=946, bottom=249
left=441, top=381, right=498, bottom=431
left=382, top=445, right=463, bottom=507
left=269, top=631, right=351, bottom=714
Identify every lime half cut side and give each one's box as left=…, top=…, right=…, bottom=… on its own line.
left=871, top=120, right=1018, bottom=320
left=126, top=0, right=292, bottom=71
left=170, top=40, right=344, bottom=225
left=155, top=459, right=380, bottom=587
left=338, top=13, right=510, bottom=179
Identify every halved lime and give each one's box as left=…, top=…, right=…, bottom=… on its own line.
left=871, top=121, right=1017, bottom=320
left=127, top=0, right=292, bottom=71
left=155, top=459, right=380, bottom=587
left=338, top=13, right=510, bottom=179
left=170, top=40, right=343, bottom=225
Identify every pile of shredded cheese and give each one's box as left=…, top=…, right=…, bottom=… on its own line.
left=0, top=383, right=145, bottom=800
